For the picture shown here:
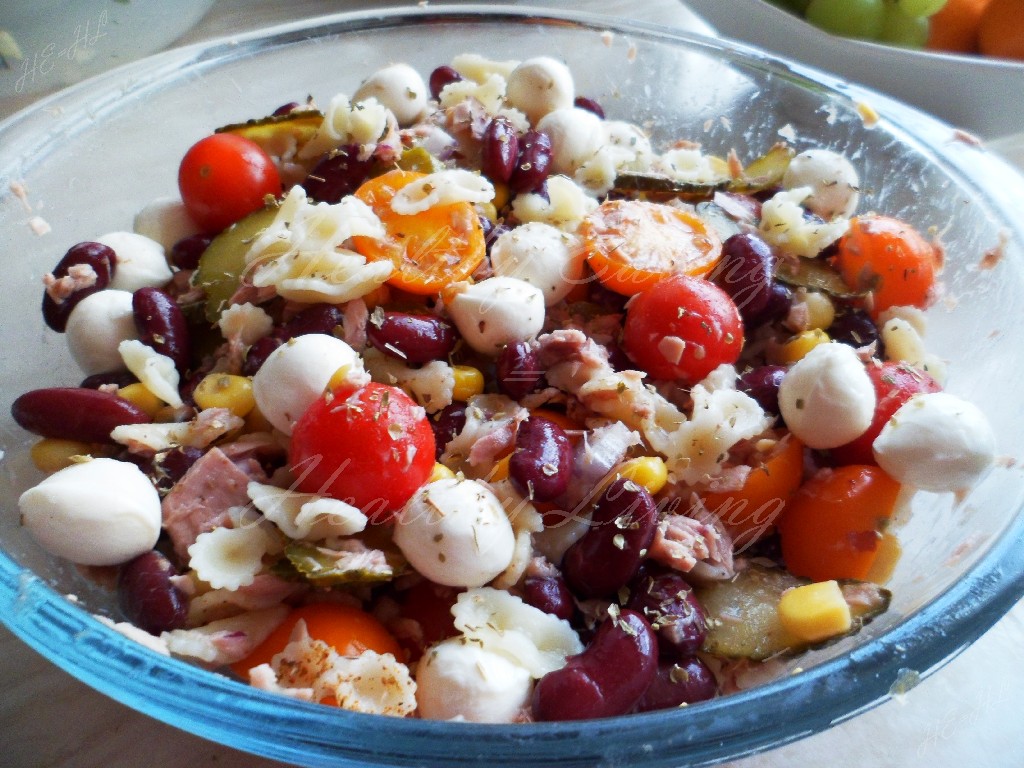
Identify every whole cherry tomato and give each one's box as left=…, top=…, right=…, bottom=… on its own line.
left=623, top=273, right=744, bottom=383
left=289, top=382, right=435, bottom=522
left=178, top=133, right=281, bottom=232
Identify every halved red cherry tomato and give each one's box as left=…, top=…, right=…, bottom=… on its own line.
left=178, top=133, right=281, bottom=232
left=289, top=382, right=435, bottom=522
left=829, top=361, right=942, bottom=466
left=622, top=273, right=744, bottom=384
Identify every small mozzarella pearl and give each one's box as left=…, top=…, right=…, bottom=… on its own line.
left=489, top=222, right=583, bottom=306
left=536, top=107, right=605, bottom=176
left=446, top=276, right=545, bottom=356
left=415, top=638, right=532, bottom=723
left=505, top=56, right=575, bottom=124
left=782, top=149, right=861, bottom=220
left=65, top=289, right=139, bottom=375
left=251, top=334, right=363, bottom=435
left=95, top=231, right=173, bottom=292
left=353, top=63, right=429, bottom=126
left=394, top=478, right=515, bottom=588
left=132, top=197, right=201, bottom=252
left=778, top=342, right=875, bottom=449
left=19, top=458, right=162, bottom=566
left=873, top=392, right=996, bottom=492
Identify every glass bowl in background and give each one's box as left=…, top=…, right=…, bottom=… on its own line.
left=1, top=7, right=1023, bottom=767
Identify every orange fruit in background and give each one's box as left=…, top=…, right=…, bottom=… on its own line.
left=926, top=0, right=991, bottom=53
left=978, top=0, right=1024, bottom=60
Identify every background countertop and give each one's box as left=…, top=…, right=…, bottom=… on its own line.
left=2, top=2, right=1022, bottom=767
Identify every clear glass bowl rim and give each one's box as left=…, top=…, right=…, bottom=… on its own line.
left=1, top=6, right=1023, bottom=768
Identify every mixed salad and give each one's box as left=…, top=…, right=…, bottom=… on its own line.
left=11, top=52, right=997, bottom=722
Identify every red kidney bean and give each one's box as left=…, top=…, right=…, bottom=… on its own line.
left=431, top=403, right=466, bottom=460
left=509, top=416, right=574, bottom=503
left=241, top=335, right=282, bottom=376
left=562, top=477, right=658, bottom=598
left=481, top=116, right=519, bottom=183
left=152, top=445, right=204, bottom=492
left=272, top=101, right=302, bottom=116
left=80, top=370, right=138, bottom=389
left=428, top=65, right=463, bottom=99
left=12, top=387, right=151, bottom=443
left=303, top=144, right=376, bottom=204
left=738, top=365, right=787, bottom=419
left=42, top=242, right=116, bottom=332
left=633, top=657, right=717, bottom=712
left=496, top=341, right=543, bottom=400
left=133, top=287, right=191, bottom=372
left=744, top=281, right=792, bottom=327
left=532, top=608, right=657, bottom=721
left=829, top=308, right=881, bottom=352
left=169, top=233, right=212, bottom=271
left=573, top=96, right=606, bottom=119
left=280, top=303, right=344, bottom=339
left=523, top=572, right=575, bottom=622
left=711, top=233, right=776, bottom=323
left=118, top=550, right=189, bottom=634
left=627, top=571, right=708, bottom=658
left=508, top=129, right=552, bottom=194
left=366, top=311, right=456, bottom=364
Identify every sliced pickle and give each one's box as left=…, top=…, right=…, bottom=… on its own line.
left=727, top=143, right=795, bottom=194
left=192, top=206, right=278, bottom=323
left=276, top=541, right=399, bottom=586
left=395, top=146, right=443, bottom=175
left=775, top=256, right=866, bottom=298
left=216, top=110, right=323, bottom=161
left=697, top=562, right=891, bottom=661
left=610, top=171, right=728, bottom=202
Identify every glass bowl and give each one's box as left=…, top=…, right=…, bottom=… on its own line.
left=1, top=6, right=1023, bottom=767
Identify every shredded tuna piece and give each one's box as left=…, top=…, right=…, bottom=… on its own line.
left=556, top=421, right=641, bottom=514
left=188, top=573, right=305, bottom=626
left=342, top=297, right=370, bottom=350
left=162, top=446, right=259, bottom=561
left=42, top=263, right=98, bottom=303
left=441, top=394, right=528, bottom=471
left=648, top=509, right=734, bottom=582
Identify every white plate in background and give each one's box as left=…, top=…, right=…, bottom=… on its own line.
left=682, top=0, right=1024, bottom=140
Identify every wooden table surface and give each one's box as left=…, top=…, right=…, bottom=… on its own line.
left=2, top=2, right=1022, bottom=767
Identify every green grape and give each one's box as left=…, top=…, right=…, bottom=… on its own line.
left=805, top=0, right=885, bottom=40
left=895, top=0, right=947, bottom=18
left=880, top=4, right=930, bottom=47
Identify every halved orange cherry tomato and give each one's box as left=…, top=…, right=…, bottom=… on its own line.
left=777, top=465, right=902, bottom=582
left=834, top=214, right=938, bottom=319
left=230, top=602, right=404, bottom=683
left=579, top=199, right=722, bottom=296
left=351, top=169, right=486, bottom=295
left=701, top=434, right=804, bottom=550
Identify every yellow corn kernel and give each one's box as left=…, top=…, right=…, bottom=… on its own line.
left=429, top=462, right=456, bottom=483
left=802, top=291, right=835, bottom=331
left=192, top=373, right=255, bottom=417
left=477, top=201, right=499, bottom=223
left=452, top=365, right=484, bottom=401
left=117, top=383, right=164, bottom=417
left=488, top=455, right=511, bottom=483
left=777, top=329, right=830, bottom=364
left=327, top=364, right=354, bottom=393
left=30, top=438, right=94, bottom=474
left=492, top=181, right=510, bottom=212
left=243, top=404, right=275, bottom=435
left=777, top=580, right=852, bottom=643
left=615, top=456, right=668, bottom=496
left=865, top=532, right=902, bottom=585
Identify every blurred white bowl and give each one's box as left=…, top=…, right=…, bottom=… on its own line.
left=684, top=0, right=1024, bottom=140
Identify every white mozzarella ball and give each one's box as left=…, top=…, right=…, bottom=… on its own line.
left=446, top=276, right=545, bottom=356
left=353, top=63, right=428, bottom=126
left=132, top=196, right=201, bottom=252
left=782, top=149, right=861, bottom=220
left=394, top=478, right=515, bottom=588
left=505, top=56, right=575, bottom=125
left=19, top=458, right=162, bottom=566
left=96, top=231, right=173, bottom=292
left=65, top=289, right=139, bottom=375
left=251, top=334, right=363, bottom=435
left=778, top=342, right=876, bottom=449
left=536, top=107, right=605, bottom=176
left=415, top=638, right=532, bottom=723
left=489, top=222, right=583, bottom=306
left=873, top=392, right=996, bottom=492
